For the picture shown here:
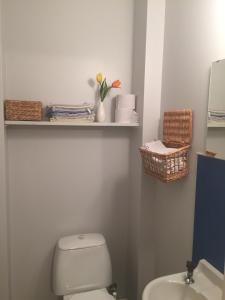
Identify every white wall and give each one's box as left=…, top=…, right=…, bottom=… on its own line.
left=3, top=2, right=225, bottom=300
left=137, top=0, right=165, bottom=297
left=3, top=0, right=133, bottom=120
left=0, top=0, right=10, bottom=297
left=3, top=1, right=134, bottom=300
left=7, top=127, right=131, bottom=300
left=129, top=1, right=148, bottom=299
left=0, top=104, right=10, bottom=300
left=207, top=128, right=225, bottom=158
left=154, top=0, right=225, bottom=277
left=129, top=1, right=165, bottom=299
left=129, top=1, right=225, bottom=297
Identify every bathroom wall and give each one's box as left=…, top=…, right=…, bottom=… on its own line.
left=3, top=0, right=133, bottom=114
left=2, top=2, right=225, bottom=300
left=129, top=1, right=165, bottom=299
left=0, top=0, right=10, bottom=297
left=7, top=128, right=131, bottom=300
left=206, top=128, right=225, bottom=157
left=0, top=102, right=9, bottom=300
left=154, top=0, right=225, bottom=277
left=3, top=1, right=134, bottom=300
left=128, top=0, right=148, bottom=299
left=137, top=0, right=165, bottom=297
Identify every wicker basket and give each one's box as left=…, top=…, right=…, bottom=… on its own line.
left=5, top=100, right=42, bottom=121
left=139, top=109, right=193, bottom=182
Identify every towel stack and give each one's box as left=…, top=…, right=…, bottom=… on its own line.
left=47, top=103, right=95, bottom=122
left=208, top=110, right=225, bottom=122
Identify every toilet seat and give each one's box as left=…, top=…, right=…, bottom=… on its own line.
left=64, top=289, right=115, bottom=300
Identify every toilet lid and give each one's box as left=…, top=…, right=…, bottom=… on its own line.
left=64, top=289, right=115, bottom=300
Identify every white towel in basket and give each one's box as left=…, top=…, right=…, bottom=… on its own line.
left=142, top=141, right=186, bottom=175
left=143, top=140, right=177, bottom=154
left=153, top=156, right=186, bottom=174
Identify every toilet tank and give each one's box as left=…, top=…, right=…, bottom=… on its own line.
left=52, top=233, right=112, bottom=296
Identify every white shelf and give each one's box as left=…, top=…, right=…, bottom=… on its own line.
left=5, top=120, right=140, bottom=127
left=208, top=121, right=225, bottom=128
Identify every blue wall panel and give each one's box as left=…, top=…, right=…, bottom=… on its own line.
left=192, top=155, right=225, bottom=273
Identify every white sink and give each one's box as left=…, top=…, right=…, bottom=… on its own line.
left=142, top=260, right=223, bottom=300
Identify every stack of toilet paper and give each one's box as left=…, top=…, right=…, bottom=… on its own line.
left=115, top=94, right=137, bottom=123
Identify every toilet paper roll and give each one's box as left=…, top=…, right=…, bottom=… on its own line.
left=116, top=94, right=136, bottom=110
left=115, top=108, right=133, bottom=123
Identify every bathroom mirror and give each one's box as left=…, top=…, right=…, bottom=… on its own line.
left=206, top=59, right=225, bottom=158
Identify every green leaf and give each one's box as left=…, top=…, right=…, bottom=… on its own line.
left=102, top=81, right=107, bottom=100
left=102, top=85, right=111, bottom=101
left=99, top=79, right=113, bottom=101
left=99, top=79, right=106, bottom=100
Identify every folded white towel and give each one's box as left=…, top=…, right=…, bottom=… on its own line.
left=48, top=103, right=94, bottom=110
left=143, top=140, right=177, bottom=154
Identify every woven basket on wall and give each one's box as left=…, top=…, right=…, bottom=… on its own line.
left=139, top=109, right=193, bottom=183
left=5, top=100, right=42, bottom=121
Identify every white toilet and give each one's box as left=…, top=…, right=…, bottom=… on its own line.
left=52, top=233, right=115, bottom=300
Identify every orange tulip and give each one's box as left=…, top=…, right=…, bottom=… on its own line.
left=112, top=80, right=121, bottom=88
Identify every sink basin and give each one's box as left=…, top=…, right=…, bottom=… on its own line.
left=142, top=260, right=223, bottom=300
left=144, top=281, right=207, bottom=300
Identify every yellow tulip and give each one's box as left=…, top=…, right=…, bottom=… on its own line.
left=96, top=73, right=103, bottom=84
